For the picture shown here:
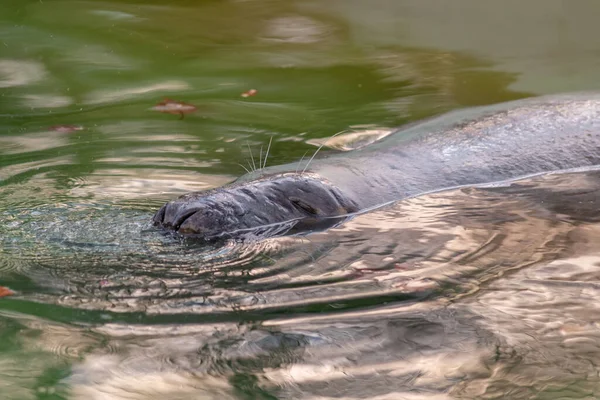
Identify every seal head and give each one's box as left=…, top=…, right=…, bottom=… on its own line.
left=152, top=173, right=359, bottom=240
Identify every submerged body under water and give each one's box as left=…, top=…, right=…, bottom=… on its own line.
left=2, top=169, right=600, bottom=399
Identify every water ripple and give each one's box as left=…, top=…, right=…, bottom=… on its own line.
left=2, top=170, right=597, bottom=325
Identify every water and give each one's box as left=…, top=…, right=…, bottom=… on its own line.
left=3, top=1, right=600, bottom=398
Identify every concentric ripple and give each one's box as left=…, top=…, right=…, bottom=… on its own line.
left=1, top=170, right=598, bottom=320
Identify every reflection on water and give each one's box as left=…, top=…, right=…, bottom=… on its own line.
left=0, top=60, right=48, bottom=88
left=4, top=171, right=600, bottom=398
left=86, top=80, right=190, bottom=105
left=4, top=0, right=600, bottom=398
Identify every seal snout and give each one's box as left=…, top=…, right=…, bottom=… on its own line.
left=152, top=200, right=212, bottom=235
left=153, top=174, right=359, bottom=240
left=152, top=183, right=251, bottom=238
left=153, top=189, right=254, bottom=238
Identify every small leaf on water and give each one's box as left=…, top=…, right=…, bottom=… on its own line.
left=49, top=125, right=84, bottom=133
left=151, top=98, right=198, bottom=119
left=241, top=89, right=257, bottom=98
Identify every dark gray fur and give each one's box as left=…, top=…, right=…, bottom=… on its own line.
left=154, top=93, right=600, bottom=238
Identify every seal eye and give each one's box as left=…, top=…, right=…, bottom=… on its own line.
left=289, top=197, right=320, bottom=216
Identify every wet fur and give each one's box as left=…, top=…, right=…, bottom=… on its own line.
left=154, top=92, right=600, bottom=239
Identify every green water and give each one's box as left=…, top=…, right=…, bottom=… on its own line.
left=4, top=1, right=600, bottom=399
left=0, top=0, right=538, bottom=198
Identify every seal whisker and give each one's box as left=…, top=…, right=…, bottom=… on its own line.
left=299, top=241, right=318, bottom=264
left=237, top=163, right=251, bottom=174
left=302, top=130, right=345, bottom=174
left=247, top=142, right=257, bottom=172
left=296, top=151, right=309, bottom=174
left=263, top=136, right=273, bottom=170
left=259, top=146, right=263, bottom=172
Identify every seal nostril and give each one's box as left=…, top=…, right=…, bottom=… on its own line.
left=173, top=209, right=202, bottom=231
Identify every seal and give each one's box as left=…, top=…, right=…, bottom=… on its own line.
left=153, top=93, right=600, bottom=240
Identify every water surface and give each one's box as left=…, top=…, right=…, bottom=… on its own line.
left=3, top=1, right=600, bottom=399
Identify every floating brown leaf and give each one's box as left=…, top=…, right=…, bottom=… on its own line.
left=241, top=89, right=257, bottom=98
left=151, top=98, right=198, bottom=119
left=0, top=286, right=15, bottom=297
left=49, top=124, right=84, bottom=133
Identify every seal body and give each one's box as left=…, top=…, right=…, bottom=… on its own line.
left=153, top=93, right=600, bottom=239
